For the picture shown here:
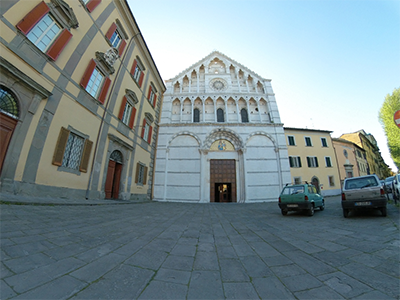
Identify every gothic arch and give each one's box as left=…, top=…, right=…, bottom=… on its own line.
left=245, top=131, right=278, bottom=151
left=203, top=128, right=244, bottom=151
left=167, top=131, right=202, bottom=149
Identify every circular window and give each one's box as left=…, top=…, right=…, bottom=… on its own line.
left=209, top=78, right=227, bottom=91
left=0, top=86, right=19, bottom=118
left=343, top=149, right=348, bottom=158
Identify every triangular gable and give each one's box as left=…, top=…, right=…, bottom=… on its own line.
left=168, top=50, right=269, bottom=82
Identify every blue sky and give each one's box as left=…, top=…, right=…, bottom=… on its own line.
left=128, top=0, right=400, bottom=172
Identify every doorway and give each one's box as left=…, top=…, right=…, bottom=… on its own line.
left=210, top=159, right=236, bottom=202
left=0, top=112, right=17, bottom=173
left=105, top=150, right=123, bottom=199
left=215, top=183, right=232, bottom=202
left=312, top=177, right=320, bottom=193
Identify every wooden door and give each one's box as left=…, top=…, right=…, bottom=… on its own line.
left=112, top=163, right=122, bottom=199
left=210, top=159, right=236, bottom=202
left=105, top=160, right=116, bottom=199
left=0, top=112, right=18, bottom=173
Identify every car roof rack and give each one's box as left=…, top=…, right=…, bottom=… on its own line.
left=285, top=181, right=309, bottom=186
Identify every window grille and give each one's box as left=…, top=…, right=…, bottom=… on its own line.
left=137, top=164, right=145, bottom=184
left=0, top=86, right=19, bottom=118
left=62, top=132, right=84, bottom=170
left=110, top=150, right=123, bottom=164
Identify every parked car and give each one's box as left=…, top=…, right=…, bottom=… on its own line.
left=392, top=173, right=400, bottom=202
left=384, top=176, right=394, bottom=193
left=278, top=183, right=325, bottom=216
left=341, top=174, right=386, bottom=217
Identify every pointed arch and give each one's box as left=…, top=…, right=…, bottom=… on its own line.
left=203, top=128, right=244, bottom=151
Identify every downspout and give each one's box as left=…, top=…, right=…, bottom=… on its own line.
left=85, top=34, right=140, bottom=199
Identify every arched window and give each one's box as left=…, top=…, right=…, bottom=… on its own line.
left=193, top=108, right=200, bottom=122
left=241, top=108, right=249, bottom=123
left=0, top=86, right=19, bottom=118
left=110, top=150, right=123, bottom=164
left=217, top=108, right=224, bottom=122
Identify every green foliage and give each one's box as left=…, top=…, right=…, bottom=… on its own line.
left=379, top=88, right=400, bottom=171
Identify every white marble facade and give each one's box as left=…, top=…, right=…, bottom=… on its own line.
left=154, top=51, right=291, bottom=203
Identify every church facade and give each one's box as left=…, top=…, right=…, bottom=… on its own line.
left=153, top=51, right=291, bottom=203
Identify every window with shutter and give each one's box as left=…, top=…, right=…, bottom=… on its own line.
left=325, top=157, right=332, bottom=167
left=307, top=156, right=318, bottom=168
left=289, top=156, right=302, bottom=168
left=105, top=22, right=127, bottom=56
left=130, top=58, right=145, bottom=87
left=80, top=59, right=111, bottom=103
left=16, top=1, right=75, bottom=61
left=148, top=86, right=157, bottom=107
left=321, top=137, right=328, bottom=147
left=83, top=0, right=101, bottom=13
left=135, top=163, right=147, bottom=185
left=52, top=127, right=92, bottom=173
left=288, top=136, right=295, bottom=146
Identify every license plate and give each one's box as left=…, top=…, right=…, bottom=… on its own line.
left=355, top=202, right=371, bottom=206
left=287, top=204, right=298, bottom=208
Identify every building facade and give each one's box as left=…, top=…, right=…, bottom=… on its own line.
left=340, top=130, right=391, bottom=179
left=332, top=138, right=368, bottom=185
left=153, top=51, right=291, bottom=203
left=284, top=127, right=341, bottom=196
left=0, top=0, right=165, bottom=200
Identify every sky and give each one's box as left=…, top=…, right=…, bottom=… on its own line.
left=128, top=0, right=400, bottom=172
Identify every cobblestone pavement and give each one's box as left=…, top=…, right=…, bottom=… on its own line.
left=1, top=196, right=399, bottom=299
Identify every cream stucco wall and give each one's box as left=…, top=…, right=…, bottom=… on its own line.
left=285, top=128, right=341, bottom=195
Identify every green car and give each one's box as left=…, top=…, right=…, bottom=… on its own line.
left=278, top=183, right=325, bottom=216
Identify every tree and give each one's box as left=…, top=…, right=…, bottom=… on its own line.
left=379, top=88, right=400, bottom=171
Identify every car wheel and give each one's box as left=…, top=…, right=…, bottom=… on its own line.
left=320, top=200, right=325, bottom=211
left=343, top=209, right=349, bottom=218
left=307, top=205, right=314, bottom=216
left=380, top=207, right=387, bottom=217
left=281, top=209, right=288, bottom=216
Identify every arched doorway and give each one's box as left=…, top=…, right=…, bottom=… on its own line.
left=105, top=150, right=123, bottom=199
left=312, top=177, right=320, bottom=193
left=0, top=86, right=19, bottom=173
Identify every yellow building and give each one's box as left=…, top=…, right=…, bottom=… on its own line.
left=284, top=127, right=341, bottom=196
left=0, top=0, right=165, bottom=200
left=340, top=130, right=391, bottom=179
left=332, top=138, right=368, bottom=185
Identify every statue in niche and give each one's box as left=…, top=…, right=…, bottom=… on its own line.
left=104, top=47, right=119, bottom=66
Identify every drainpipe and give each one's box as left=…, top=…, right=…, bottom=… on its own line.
left=85, top=34, right=140, bottom=199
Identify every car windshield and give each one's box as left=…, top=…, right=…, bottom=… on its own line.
left=385, top=177, right=394, bottom=183
left=282, top=186, right=305, bottom=195
left=345, top=176, right=379, bottom=190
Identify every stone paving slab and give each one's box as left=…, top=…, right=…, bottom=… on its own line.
left=0, top=196, right=399, bottom=299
